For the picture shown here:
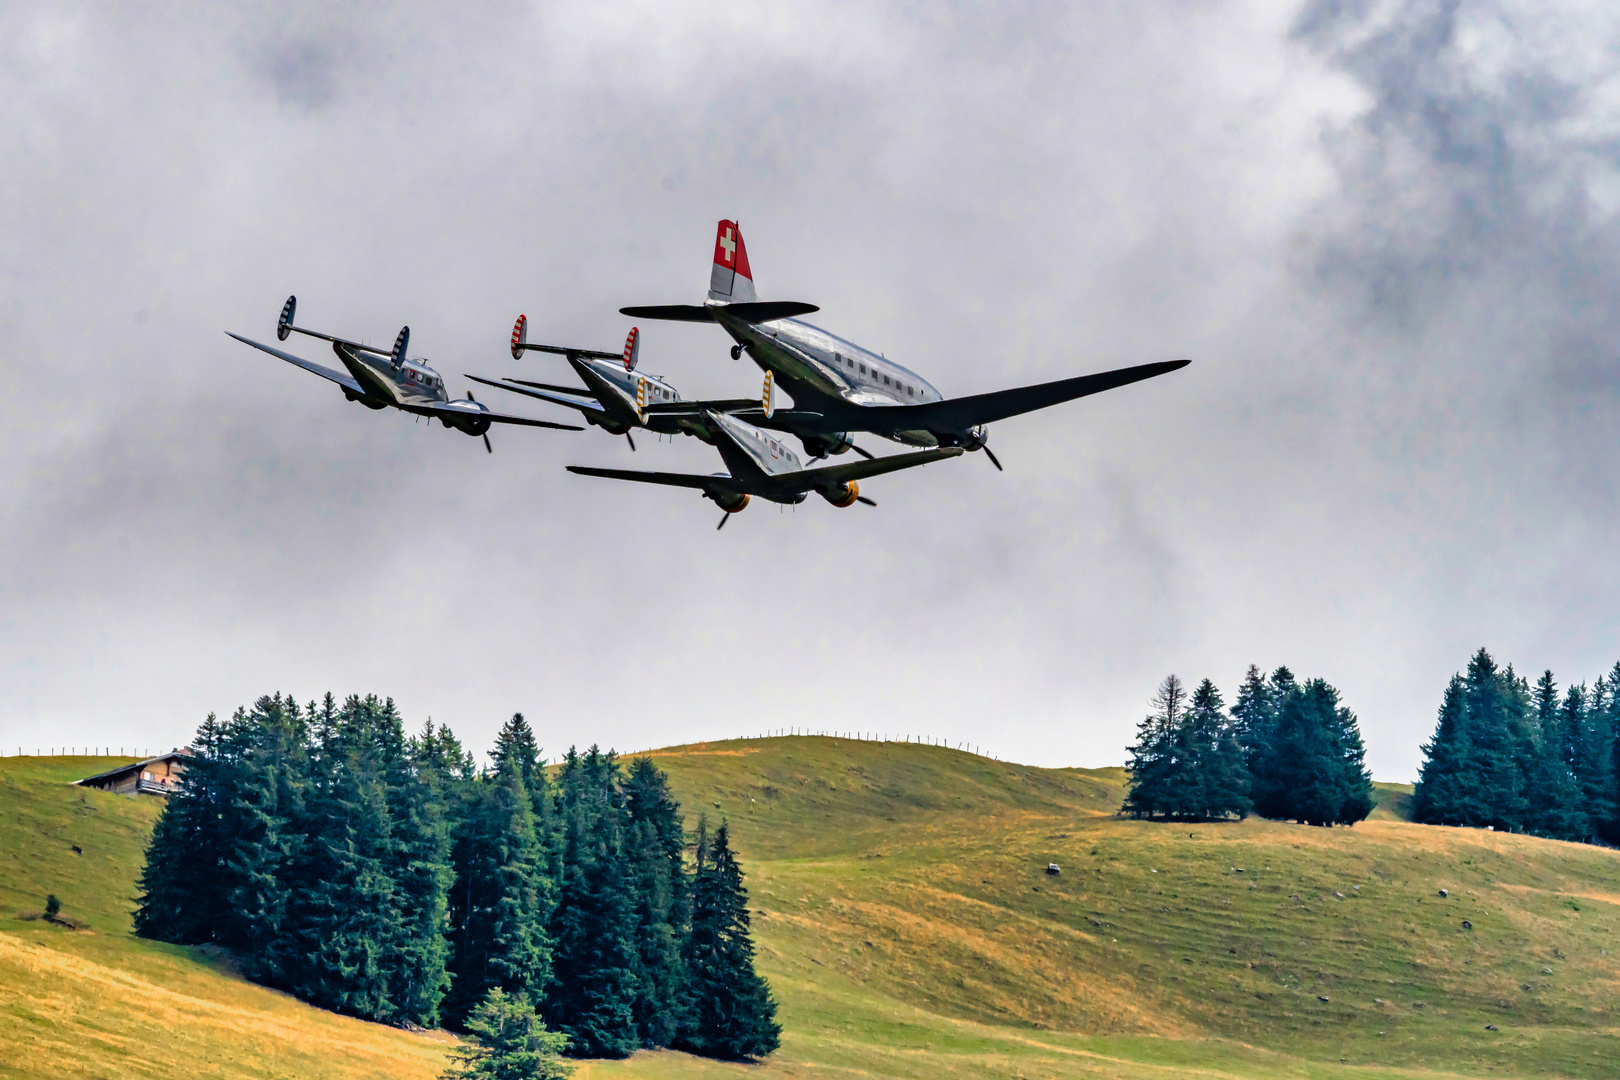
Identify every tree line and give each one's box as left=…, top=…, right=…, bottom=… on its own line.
left=1123, top=667, right=1374, bottom=826
left=1413, top=648, right=1620, bottom=844
left=134, top=694, right=779, bottom=1061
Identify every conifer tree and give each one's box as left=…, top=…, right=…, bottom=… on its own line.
left=442, top=989, right=572, bottom=1080
left=544, top=747, right=640, bottom=1058
left=386, top=718, right=456, bottom=1026
left=680, top=819, right=779, bottom=1060
left=623, top=757, right=690, bottom=1045
left=1251, top=677, right=1371, bottom=826
left=1230, top=664, right=1274, bottom=772
left=446, top=753, right=552, bottom=1027
left=1412, top=675, right=1475, bottom=825
left=1121, top=675, right=1184, bottom=819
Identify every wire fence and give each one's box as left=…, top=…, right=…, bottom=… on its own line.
left=8, top=748, right=157, bottom=758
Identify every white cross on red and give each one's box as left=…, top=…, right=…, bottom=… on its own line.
left=718, top=227, right=736, bottom=265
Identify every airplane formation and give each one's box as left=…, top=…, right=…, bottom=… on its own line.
left=228, top=221, right=1190, bottom=529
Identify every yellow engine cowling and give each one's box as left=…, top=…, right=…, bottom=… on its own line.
left=823, top=481, right=860, bottom=508
left=714, top=491, right=751, bottom=513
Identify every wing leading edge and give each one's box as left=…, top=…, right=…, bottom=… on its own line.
left=227, top=332, right=365, bottom=395
left=892, top=359, right=1191, bottom=433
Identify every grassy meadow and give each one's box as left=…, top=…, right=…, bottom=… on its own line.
left=3, top=742, right=1618, bottom=1079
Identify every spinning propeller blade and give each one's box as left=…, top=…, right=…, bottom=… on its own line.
left=850, top=443, right=874, bottom=460
left=983, top=445, right=1003, bottom=471
left=625, top=431, right=636, bottom=452
left=856, top=496, right=877, bottom=506
left=716, top=512, right=730, bottom=531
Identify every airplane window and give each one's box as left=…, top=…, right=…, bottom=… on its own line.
left=883, top=375, right=891, bottom=386
left=858, top=363, right=866, bottom=374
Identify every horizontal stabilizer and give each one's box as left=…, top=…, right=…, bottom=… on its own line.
left=515, top=342, right=624, bottom=361
left=618, top=300, right=819, bottom=324
left=566, top=466, right=732, bottom=492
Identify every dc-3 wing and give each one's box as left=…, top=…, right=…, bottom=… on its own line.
left=883, top=359, right=1191, bottom=431
left=790, top=446, right=964, bottom=486
left=226, top=332, right=365, bottom=396
left=565, top=466, right=742, bottom=495
left=465, top=374, right=611, bottom=421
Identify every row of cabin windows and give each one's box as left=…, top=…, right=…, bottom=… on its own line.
left=836, top=353, right=916, bottom=397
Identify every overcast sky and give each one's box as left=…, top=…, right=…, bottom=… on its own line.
left=4, top=1, right=1619, bottom=780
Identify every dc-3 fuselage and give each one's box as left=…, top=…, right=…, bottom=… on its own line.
left=622, top=220, right=1191, bottom=469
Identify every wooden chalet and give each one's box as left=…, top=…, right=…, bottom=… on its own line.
left=75, top=751, right=189, bottom=796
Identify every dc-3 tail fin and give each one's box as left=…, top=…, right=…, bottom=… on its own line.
left=511, top=314, right=528, bottom=360
left=708, top=220, right=758, bottom=303
left=391, top=326, right=410, bottom=366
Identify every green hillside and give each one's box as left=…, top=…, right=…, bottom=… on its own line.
left=3, top=742, right=1618, bottom=1079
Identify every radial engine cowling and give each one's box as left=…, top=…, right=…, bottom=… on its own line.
left=800, top=431, right=854, bottom=459
left=710, top=490, right=750, bottom=514
left=442, top=400, right=492, bottom=436
left=820, top=480, right=860, bottom=508
left=959, top=424, right=989, bottom=453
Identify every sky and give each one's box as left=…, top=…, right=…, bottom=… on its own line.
left=4, top=1, right=1620, bottom=780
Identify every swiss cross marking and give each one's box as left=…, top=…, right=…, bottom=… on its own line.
left=718, top=227, right=736, bottom=265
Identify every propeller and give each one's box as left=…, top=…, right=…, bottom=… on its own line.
left=982, top=445, right=1003, bottom=471
left=625, top=431, right=636, bottom=452
left=716, top=512, right=730, bottom=531
left=849, top=443, right=875, bottom=460
left=467, top=390, right=493, bottom=454
left=856, top=496, right=876, bottom=506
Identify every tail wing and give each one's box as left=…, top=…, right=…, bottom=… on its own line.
left=709, top=220, right=758, bottom=303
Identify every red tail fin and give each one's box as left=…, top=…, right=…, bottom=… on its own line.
left=622, top=326, right=640, bottom=371
left=708, top=219, right=757, bottom=303
left=511, top=314, right=527, bottom=360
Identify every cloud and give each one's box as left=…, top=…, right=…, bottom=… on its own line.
left=3, top=1, right=1619, bottom=780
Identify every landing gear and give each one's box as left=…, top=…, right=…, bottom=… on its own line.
left=730, top=345, right=743, bottom=360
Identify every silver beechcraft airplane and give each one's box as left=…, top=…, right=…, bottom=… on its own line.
left=621, top=220, right=1190, bottom=469
left=568, top=409, right=962, bottom=529
left=468, top=315, right=876, bottom=458
left=227, top=297, right=582, bottom=451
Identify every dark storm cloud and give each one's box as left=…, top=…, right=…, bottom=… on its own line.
left=4, top=1, right=1619, bottom=779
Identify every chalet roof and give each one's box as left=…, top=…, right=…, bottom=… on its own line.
left=74, top=750, right=189, bottom=787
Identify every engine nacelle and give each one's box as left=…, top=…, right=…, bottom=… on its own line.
left=821, top=480, right=860, bottom=508
left=710, top=490, right=750, bottom=514
left=800, top=431, right=854, bottom=459
left=959, top=424, right=989, bottom=453
left=442, top=399, right=492, bottom=435
left=587, top=415, right=634, bottom=436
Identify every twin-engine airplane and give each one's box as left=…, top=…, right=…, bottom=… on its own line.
left=621, top=221, right=1190, bottom=469
left=227, top=297, right=582, bottom=451
left=469, top=316, right=874, bottom=458
left=568, top=409, right=962, bottom=529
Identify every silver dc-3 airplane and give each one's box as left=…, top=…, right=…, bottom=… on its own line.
left=567, top=409, right=962, bottom=529
left=227, top=297, right=583, bottom=451
left=468, top=316, right=874, bottom=458
left=621, top=220, right=1191, bottom=469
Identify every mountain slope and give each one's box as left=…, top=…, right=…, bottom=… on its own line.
left=3, top=742, right=1617, bottom=1080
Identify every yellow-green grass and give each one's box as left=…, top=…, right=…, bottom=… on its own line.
left=0, top=756, right=453, bottom=1080
left=4, top=743, right=1619, bottom=1080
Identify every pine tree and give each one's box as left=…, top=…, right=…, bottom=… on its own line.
left=544, top=747, right=640, bottom=1058
left=1412, top=675, right=1474, bottom=825
left=680, top=819, right=780, bottom=1060
left=387, top=718, right=457, bottom=1026
left=622, top=757, right=690, bottom=1045
left=1184, top=679, right=1251, bottom=820
left=1230, top=664, right=1274, bottom=773
left=1252, top=677, right=1371, bottom=826
left=1121, top=675, right=1184, bottom=819
left=279, top=695, right=400, bottom=1020
left=135, top=712, right=228, bottom=944
left=446, top=753, right=551, bottom=1027
left=442, top=989, right=572, bottom=1080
